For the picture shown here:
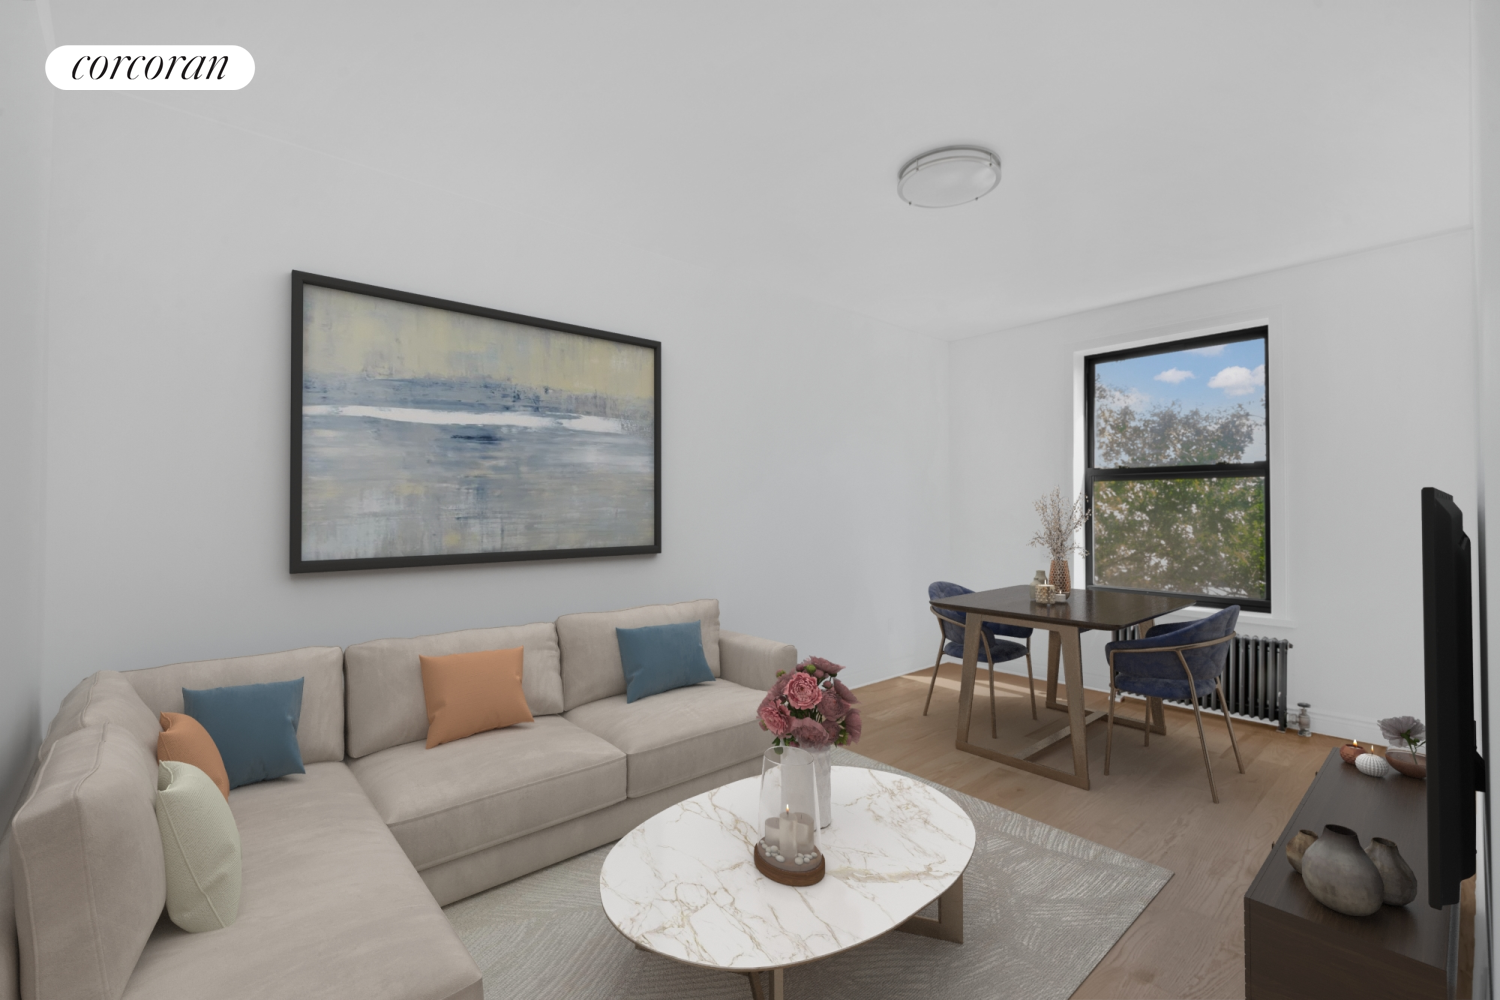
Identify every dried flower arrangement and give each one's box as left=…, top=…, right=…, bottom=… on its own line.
left=1377, top=716, right=1426, bottom=753
left=756, top=657, right=861, bottom=749
left=1029, top=486, right=1090, bottom=561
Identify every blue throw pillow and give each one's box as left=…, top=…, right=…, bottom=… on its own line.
left=182, top=678, right=306, bottom=789
left=616, top=621, right=715, bottom=703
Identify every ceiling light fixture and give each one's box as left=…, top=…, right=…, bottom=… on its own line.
left=897, top=146, right=1001, bottom=208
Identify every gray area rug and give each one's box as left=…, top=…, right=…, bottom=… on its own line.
left=445, top=749, right=1171, bottom=1000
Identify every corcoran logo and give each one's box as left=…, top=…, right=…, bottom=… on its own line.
left=45, top=46, right=254, bottom=91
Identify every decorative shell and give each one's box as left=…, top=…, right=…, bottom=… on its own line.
left=1355, top=753, right=1391, bottom=778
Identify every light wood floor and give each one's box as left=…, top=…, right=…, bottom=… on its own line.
left=852, top=662, right=1346, bottom=1000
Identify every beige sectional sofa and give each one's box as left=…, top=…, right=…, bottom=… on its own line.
left=1, top=600, right=793, bottom=1000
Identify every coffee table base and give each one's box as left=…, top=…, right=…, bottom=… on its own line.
left=742, top=875, right=964, bottom=998
left=746, top=967, right=784, bottom=1000
left=895, top=873, right=964, bottom=944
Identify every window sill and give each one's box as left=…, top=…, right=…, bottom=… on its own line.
left=1156, top=606, right=1296, bottom=631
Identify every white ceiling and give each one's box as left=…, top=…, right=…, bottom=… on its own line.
left=49, top=1, right=1472, bottom=339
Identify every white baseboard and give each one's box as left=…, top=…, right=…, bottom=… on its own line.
left=1300, top=707, right=1385, bottom=747
left=923, top=659, right=1385, bottom=746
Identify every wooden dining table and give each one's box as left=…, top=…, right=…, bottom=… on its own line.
left=928, top=585, right=1196, bottom=789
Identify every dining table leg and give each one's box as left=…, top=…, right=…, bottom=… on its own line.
left=1059, top=625, right=1089, bottom=786
left=1047, top=620, right=1166, bottom=737
left=940, top=588, right=1195, bottom=788
left=954, top=611, right=984, bottom=746
left=1045, top=629, right=1063, bottom=710
left=955, top=615, right=1093, bottom=790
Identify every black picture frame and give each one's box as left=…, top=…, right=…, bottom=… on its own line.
left=290, top=271, right=661, bottom=574
left=1083, top=325, right=1271, bottom=613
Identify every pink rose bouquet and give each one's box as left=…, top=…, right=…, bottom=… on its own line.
left=756, top=656, right=861, bottom=749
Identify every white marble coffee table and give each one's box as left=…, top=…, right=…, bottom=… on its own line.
left=599, top=765, right=976, bottom=999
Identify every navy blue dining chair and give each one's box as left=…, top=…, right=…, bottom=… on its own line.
left=926, top=581, right=1037, bottom=737
left=1103, top=605, right=1244, bottom=803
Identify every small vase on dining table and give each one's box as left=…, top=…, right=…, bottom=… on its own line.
left=1049, top=557, right=1071, bottom=597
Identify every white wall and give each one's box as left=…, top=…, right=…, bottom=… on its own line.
left=0, top=6, right=53, bottom=822
left=31, top=93, right=950, bottom=728
left=948, top=230, right=1477, bottom=744
left=15, top=8, right=1477, bottom=798
left=1474, top=0, right=1500, bottom=985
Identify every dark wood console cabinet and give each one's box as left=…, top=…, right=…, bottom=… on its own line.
left=1245, top=748, right=1453, bottom=999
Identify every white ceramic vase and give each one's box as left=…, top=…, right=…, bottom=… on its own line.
left=806, top=745, right=832, bottom=828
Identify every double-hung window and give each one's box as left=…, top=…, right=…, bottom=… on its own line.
left=1085, top=327, right=1270, bottom=612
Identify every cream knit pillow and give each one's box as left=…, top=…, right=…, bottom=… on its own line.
left=155, top=760, right=242, bottom=932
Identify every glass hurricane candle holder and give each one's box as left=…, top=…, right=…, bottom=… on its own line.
left=755, top=746, right=824, bottom=886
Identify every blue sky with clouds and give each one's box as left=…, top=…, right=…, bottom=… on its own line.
left=1095, top=337, right=1266, bottom=462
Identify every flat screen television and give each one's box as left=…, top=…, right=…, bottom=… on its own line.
left=1421, top=486, right=1480, bottom=909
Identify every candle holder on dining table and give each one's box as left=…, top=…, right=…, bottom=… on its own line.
left=754, top=746, right=825, bottom=886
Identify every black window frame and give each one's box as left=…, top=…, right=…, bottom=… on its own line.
left=1084, top=326, right=1271, bottom=613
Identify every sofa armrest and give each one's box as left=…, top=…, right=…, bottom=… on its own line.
left=1, top=831, right=16, bottom=1000
left=719, top=631, right=797, bottom=692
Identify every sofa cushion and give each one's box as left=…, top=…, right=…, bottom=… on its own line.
left=557, top=599, right=721, bottom=711
left=183, top=679, right=306, bottom=788
left=38, top=671, right=160, bottom=763
left=345, top=623, right=564, bottom=759
left=155, top=761, right=241, bottom=933
left=157, top=712, right=230, bottom=800
left=421, top=648, right=533, bottom=748
left=124, top=647, right=345, bottom=764
left=347, top=716, right=626, bottom=872
left=12, top=724, right=165, bottom=1000
left=617, top=621, right=715, bottom=703
left=121, top=762, right=482, bottom=1000
left=562, top=679, right=771, bottom=797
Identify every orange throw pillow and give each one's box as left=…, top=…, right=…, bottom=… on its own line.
left=420, top=647, right=534, bottom=749
left=157, top=712, right=231, bottom=800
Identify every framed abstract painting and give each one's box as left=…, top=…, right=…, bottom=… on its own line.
left=290, top=272, right=660, bottom=573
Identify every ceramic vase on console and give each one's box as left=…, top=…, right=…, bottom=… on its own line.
left=1385, top=749, right=1427, bottom=780
left=1365, top=838, right=1418, bottom=906
left=1299, top=824, right=1384, bottom=916
left=1048, top=557, right=1071, bottom=597
left=1285, top=829, right=1318, bottom=874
